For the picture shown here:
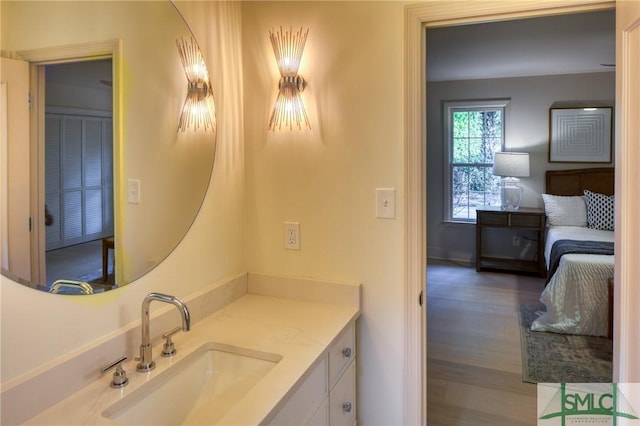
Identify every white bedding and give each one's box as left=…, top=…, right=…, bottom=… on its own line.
left=531, top=225, right=614, bottom=337
left=543, top=226, right=614, bottom=269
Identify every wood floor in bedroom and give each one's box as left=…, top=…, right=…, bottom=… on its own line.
left=426, top=259, right=546, bottom=426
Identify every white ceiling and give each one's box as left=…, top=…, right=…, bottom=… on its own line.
left=426, top=10, right=615, bottom=82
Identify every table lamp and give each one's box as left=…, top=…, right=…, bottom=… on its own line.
left=492, top=152, right=530, bottom=210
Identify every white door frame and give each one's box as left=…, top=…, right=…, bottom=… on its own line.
left=0, top=58, right=31, bottom=284
left=613, top=0, right=640, bottom=382
left=404, top=2, right=619, bottom=424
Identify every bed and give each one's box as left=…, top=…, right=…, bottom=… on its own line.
left=530, top=168, right=615, bottom=337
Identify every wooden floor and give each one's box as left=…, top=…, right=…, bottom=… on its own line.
left=426, top=259, right=546, bottom=425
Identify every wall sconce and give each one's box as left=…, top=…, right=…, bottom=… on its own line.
left=176, top=37, right=215, bottom=132
left=268, top=26, right=310, bottom=131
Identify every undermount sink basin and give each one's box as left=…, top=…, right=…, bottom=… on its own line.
left=102, top=342, right=282, bottom=425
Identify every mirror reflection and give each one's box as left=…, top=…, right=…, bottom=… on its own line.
left=0, top=1, right=216, bottom=294
left=44, top=59, right=115, bottom=291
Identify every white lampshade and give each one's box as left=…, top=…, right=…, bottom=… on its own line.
left=493, top=152, right=530, bottom=178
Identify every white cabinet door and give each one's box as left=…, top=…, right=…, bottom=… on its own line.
left=307, top=398, right=329, bottom=426
left=267, top=356, right=327, bottom=425
left=268, top=320, right=357, bottom=426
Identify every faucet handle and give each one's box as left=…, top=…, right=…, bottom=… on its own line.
left=161, top=326, right=182, bottom=357
left=100, top=355, right=128, bottom=388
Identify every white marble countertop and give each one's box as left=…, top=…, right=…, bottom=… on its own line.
left=21, top=294, right=359, bottom=425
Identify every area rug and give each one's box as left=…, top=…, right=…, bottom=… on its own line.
left=518, top=303, right=612, bottom=383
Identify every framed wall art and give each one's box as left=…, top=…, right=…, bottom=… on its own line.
left=549, top=107, right=613, bottom=163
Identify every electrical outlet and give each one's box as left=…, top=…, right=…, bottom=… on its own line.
left=512, top=234, right=521, bottom=247
left=284, top=222, right=300, bottom=250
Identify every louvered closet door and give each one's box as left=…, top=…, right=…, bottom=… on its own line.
left=45, top=113, right=113, bottom=251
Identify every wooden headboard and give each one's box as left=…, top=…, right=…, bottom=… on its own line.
left=545, top=168, right=615, bottom=196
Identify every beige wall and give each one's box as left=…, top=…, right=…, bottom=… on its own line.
left=1, top=1, right=410, bottom=424
left=241, top=2, right=407, bottom=423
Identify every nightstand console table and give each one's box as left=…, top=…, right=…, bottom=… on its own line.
left=476, top=207, right=546, bottom=277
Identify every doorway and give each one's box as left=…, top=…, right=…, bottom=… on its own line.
left=403, top=2, right=620, bottom=424
left=40, top=59, right=114, bottom=289
left=425, top=8, right=615, bottom=423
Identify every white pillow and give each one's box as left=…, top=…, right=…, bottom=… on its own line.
left=541, top=193, right=588, bottom=227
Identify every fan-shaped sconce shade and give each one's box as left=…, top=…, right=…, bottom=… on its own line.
left=268, top=27, right=310, bottom=131
left=176, top=37, right=215, bottom=132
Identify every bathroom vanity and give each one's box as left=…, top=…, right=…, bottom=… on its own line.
left=7, top=274, right=360, bottom=425
left=267, top=322, right=356, bottom=425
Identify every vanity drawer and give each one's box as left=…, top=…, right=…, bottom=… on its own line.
left=329, top=361, right=356, bottom=426
left=328, top=323, right=355, bottom=388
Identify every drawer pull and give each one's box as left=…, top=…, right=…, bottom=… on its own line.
left=343, top=401, right=352, bottom=413
left=342, top=347, right=352, bottom=358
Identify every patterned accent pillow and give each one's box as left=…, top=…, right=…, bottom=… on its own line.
left=584, top=190, right=615, bottom=231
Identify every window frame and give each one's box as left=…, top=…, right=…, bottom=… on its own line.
left=443, top=99, right=509, bottom=223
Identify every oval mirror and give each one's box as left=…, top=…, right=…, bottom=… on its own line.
left=0, top=1, right=216, bottom=294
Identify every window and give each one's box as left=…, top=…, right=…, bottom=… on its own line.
left=444, top=100, right=508, bottom=222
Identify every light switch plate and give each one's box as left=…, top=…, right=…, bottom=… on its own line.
left=376, top=188, right=395, bottom=219
left=127, top=179, right=141, bottom=204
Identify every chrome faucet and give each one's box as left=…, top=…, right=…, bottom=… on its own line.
left=136, top=293, right=191, bottom=372
left=49, top=279, right=94, bottom=295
